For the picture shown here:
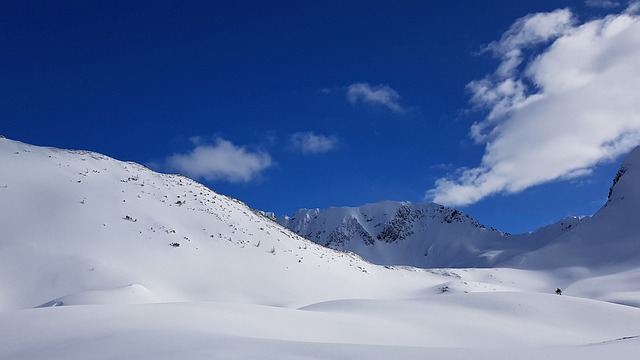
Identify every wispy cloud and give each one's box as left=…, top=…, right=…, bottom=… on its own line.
left=585, top=0, right=621, bottom=9
left=289, top=132, right=339, bottom=154
left=165, top=137, right=272, bottom=183
left=428, top=4, right=640, bottom=206
left=347, top=82, right=406, bottom=113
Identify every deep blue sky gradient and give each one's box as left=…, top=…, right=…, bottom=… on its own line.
left=1, top=1, right=625, bottom=233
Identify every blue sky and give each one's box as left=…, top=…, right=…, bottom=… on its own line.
left=3, top=0, right=640, bottom=234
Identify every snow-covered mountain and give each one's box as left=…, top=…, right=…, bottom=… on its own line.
left=511, top=146, right=640, bottom=270
left=277, top=200, right=585, bottom=268
left=0, top=136, right=420, bottom=311
left=3, top=136, right=640, bottom=359
left=279, top=202, right=497, bottom=267
left=277, top=145, right=640, bottom=292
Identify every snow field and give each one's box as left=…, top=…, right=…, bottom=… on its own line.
left=2, top=138, right=640, bottom=359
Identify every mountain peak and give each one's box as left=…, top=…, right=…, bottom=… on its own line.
left=277, top=200, right=516, bottom=268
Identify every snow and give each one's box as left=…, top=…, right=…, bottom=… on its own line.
left=2, top=137, right=640, bottom=359
left=2, top=296, right=640, bottom=359
left=277, top=200, right=588, bottom=268
left=278, top=201, right=512, bottom=268
left=512, top=146, right=640, bottom=270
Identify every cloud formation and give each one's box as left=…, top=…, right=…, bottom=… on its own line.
left=347, top=82, right=405, bottom=113
left=428, top=4, right=640, bottom=206
left=585, top=0, right=621, bottom=8
left=166, top=138, right=272, bottom=183
left=289, top=132, right=339, bottom=154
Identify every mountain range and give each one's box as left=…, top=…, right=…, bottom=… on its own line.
left=277, top=147, right=640, bottom=271
left=2, top=136, right=640, bottom=359
left=277, top=201, right=584, bottom=268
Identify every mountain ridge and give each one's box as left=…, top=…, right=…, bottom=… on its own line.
left=277, top=148, right=640, bottom=270
left=277, top=199, right=589, bottom=268
left=2, top=136, right=640, bottom=310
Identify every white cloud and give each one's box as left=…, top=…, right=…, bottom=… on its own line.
left=289, top=132, right=339, bottom=154
left=428, top=5, right=640, bottom=206
left=166, top=138, right=272, bottom=183
left=626, top=1, right=640, bottom=14
left=347, top=83, right=405, bottom=113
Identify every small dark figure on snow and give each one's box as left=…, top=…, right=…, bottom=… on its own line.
left=556, top=288, right=562, bottom=295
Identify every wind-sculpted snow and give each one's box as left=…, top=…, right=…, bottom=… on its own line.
left=2, top=293, right=640, bottom=359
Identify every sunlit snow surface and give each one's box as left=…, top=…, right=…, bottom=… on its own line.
left=1, top=137, right=640, bottom=359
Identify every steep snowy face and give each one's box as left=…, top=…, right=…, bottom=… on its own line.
left=512, top=147, right=640, bottom=269
left=606, top=146, right=640, bottom=206
left=278, top=201, right=525, bottom=268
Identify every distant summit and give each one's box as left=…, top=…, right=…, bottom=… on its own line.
left=277, top=200, right=584, bottom=268
left=279, top=148, right=640, bottom=270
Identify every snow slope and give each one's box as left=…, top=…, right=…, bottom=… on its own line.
left=2, top=294, right=640, bottom=360
left=512, top=146, right=640, bottom=270
left=2, top=137, right=640, bottom=359
left=0, top=136, right=442, bottom=311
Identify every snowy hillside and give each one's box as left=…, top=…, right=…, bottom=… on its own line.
left=2, top=136, right=640, bottom=359
left=0, top=136, right=422, bottom=311
left=511, top=146, right=640, bottom=270
left=277, top=201, right=585, bottom=268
